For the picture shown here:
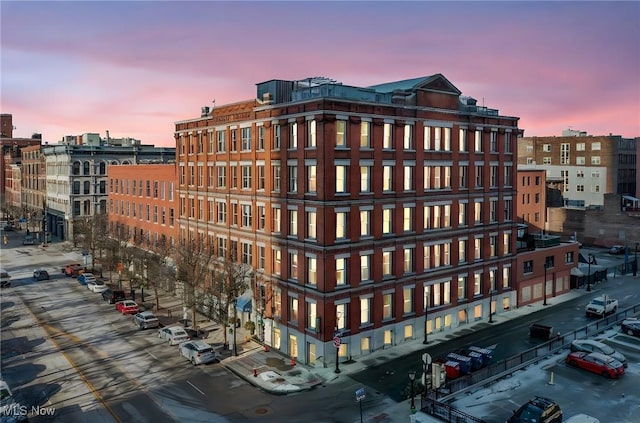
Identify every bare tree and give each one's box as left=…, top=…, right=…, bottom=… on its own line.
left=200, top=253, right=252, bottom=354
left=253, top=273, right=277, bottom=342
left=145, top=235, right=174, bottom=311
left=174, top=236, right=214, bottom=330
left=72, top=213, right=109, bottom=275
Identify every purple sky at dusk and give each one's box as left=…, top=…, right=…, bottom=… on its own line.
left=2, top=1, right=639, bottom=147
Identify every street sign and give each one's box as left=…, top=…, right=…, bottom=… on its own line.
left=333, top=335, right=341, bottom=348
left=355, top=387, right=366, bottom=401
left=422, top=352, right=432, bottom=365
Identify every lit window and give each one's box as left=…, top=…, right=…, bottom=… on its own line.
left=335, top=165, right=348, bottom=193
left=360, top=121, right=370, bottom=148
left=335, top=120, right=347, bottom=147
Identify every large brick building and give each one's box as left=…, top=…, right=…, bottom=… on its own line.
left=174, top=74, right=523, bottom=366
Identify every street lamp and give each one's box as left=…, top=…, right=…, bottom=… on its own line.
left=334, top=311, right=342, bottom=374
left=634, top=243, right=638, bottom=277
left=488, top=288, right=494, bottom=323
left=587, top=254, right=594, bottom=292
left=408, top=370, right=416, bottom=414
left=423, top=292, right=429, bottom=344
left=543, top=261, right=548, bottom=306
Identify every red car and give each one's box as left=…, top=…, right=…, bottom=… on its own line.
left=565, top=351, right=625, bottom=378
left=115, top=300, right=139, bottom=315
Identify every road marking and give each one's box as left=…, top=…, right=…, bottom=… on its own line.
left=146, top=350, right=158, bottom=360
left=40, top=322, right=121, bottom=423
left=187, top=380, right=205, bottom=396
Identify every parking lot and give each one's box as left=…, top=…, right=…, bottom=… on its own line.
left=447, top=315, right=640, bottom=422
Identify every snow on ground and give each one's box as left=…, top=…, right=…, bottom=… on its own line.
left=450, top=353, right=559, bottom=415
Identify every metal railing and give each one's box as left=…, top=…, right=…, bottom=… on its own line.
left=421, top=391, right=487, bottom=423
left=420, top=303, right=640, bottom=421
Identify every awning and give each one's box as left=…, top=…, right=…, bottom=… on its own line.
left=236, top=293, right=252, bottom=313
left=570, top=267, right=584, bottom=277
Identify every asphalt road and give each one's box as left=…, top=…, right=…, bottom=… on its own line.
left=349, top=247, right=640, bottom=402
left=1, top=233, right=395, bottom=423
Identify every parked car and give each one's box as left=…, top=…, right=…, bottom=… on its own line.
left=102, top=288, right=126, bottom=304
left=609, top=245, right=625, bottom=255
left=78, top=272, right=96, bottom=286
left=63, top=263, right=85, bottom=277
left=115, top=300, right=139, bottom=315
left=22, top=235, right=37, bottom=245
left=0, top=379, right=28, bottom=422
left=178, top=340, right=219, bottom=365
left=133, top=311, right=160, bottom=330
left=565, top=351, right=625, bottom=378
left=87, top=279, right=109, bottom=293
left=158, top=326, right=190, bottom=345
left=3, top=225, right=15, bottom=231
left=570, top=339, right=627, bottom=367
left=507, top=396, right=562, bottom=423
left=33, top=270, right=50, bottom=281
left=1, top=271, right=11, bottom=288
left=620, top=318, right=640, bottom=337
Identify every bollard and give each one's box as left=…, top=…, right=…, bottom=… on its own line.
left=253, top=368, right=258, bottom=377
left=548, top=371, right=554, bottom=385
left=290, top=357, right=296, bottom=366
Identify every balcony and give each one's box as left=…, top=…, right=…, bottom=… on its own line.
left=532, top=233, right=561, bottom=248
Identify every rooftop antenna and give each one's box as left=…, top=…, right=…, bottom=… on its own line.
left=212, top=99, right=216, bottom=109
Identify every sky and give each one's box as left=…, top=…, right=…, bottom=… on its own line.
left=1, top=1, right=639, bottom=148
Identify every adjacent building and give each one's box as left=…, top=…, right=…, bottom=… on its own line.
left=107, top=163, right=177, bottom=249
left=174, top=74, right=523, bottom=366
left=518, top=130, right=637, bottom=208
left=1, top=114, right=42, bottom=214
left=43, top=133, right=175, bottom=241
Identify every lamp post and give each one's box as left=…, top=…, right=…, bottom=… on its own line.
left=423, top=292, right=429, bottom=344
left=408, top=370, right=416, bottom=414
left=231, top=297, right=238, bottom=356
left=543, top=262, right=548, bottom=306
left=587, top=254, right=593, bottom=292
left=634, top=243, right=638, bottom=277
left=488, top=288, right=494, bottom=323
left=334, top=311, right=342, bottom=374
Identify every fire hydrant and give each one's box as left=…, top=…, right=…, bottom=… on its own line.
left=290, top=357, right=296, bottom=366
left=253, top=368, right=258, bottom=377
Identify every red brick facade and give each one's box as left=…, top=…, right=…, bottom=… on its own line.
left=107, top=164, right=177, bottom=248
left=173, top=75, right=523, bottom=365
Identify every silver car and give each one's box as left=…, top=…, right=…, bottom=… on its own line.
left=133, top=311, right=160, bottom=330
left=570, top=339, right=627, bottom=367
left=178, top=340, right=219, bottom=365
left=158, top=326, right=190, bottom=345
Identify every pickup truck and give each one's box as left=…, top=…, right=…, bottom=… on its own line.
left=585, top=295, right=618, bottom=318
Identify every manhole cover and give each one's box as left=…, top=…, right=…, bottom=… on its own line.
left=255, top=408, right=269, bottom=415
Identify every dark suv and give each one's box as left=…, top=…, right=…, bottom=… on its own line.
left=102, top=288, right=126, bottom=304
left=507, top=396, right=562, bottom=423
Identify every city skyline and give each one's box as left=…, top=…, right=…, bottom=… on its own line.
left=2, top=1, right=639, bottom=147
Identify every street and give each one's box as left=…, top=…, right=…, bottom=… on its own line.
left=1, top=233, right=395, bottom=423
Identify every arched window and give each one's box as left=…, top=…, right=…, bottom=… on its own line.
left=72, top=162, right=81, bottom=175
left=84, top=181, right=90, bottom=194
left=99, top=161, right=107, bottom=175
left=83, top=161, right=90, bottom=175
left=73, top=181, right=80, bottom=194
